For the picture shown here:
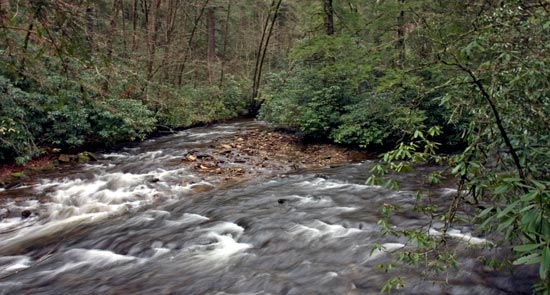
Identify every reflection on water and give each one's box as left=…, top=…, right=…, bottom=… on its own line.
left=0, top=121, right=536, bottom=294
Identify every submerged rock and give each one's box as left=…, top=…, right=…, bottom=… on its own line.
left=21, top=210, right=31, bottom=219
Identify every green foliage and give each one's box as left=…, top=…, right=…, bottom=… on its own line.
left=0, top=1, right=252, bottom=164
left=364, top=2, right=550, bottom=293
left=332, top=93, right=426, bottom=147
left=0, top=74, right=157, bottom=162
left=157, top=78, right=248, bottom=129
left=260, top=33, right=458, bottom=148
left=91, top=98, right=156, bottom=144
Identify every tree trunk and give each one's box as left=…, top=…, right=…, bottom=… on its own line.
left=251, top=1, right=275, bottom=101
left=85, top=2, right=95, bottom=54
left=207, top=6, right=216, bottom=84
left=177, top=0, right=209, bottom=86
left=323, top=0, right=334, bottom=35
left=132, top=0, right=139, bottom=50
left=396, top=0, right=405, bottom=68
left=251, top=0, right=282, bottom=113
left=156, top=0, right=180, bottom=82
left=108, top=0, right=122, bottom=60
left=219, top=3, right=231, bottom=87
left=120, top=0, right=127, bottom=52
left=146, top=0, right=161, bottom=81
left=0, top=0, right=8, bottom=26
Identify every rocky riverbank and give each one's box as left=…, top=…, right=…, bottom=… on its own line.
left=0, top=125, right=369, bottom=208
left=179, top=127, right=369, bottom=188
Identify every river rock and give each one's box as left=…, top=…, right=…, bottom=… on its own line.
left=58, top=154, right=72, bottom=163
left=77, top=152, right=90, bottom=163
left=190, top=183, right=214, bottom=193
left=185, top=154, right=197, bottom=161
left=81, top=151, right=98, bottom=161
left=10, top=172, right=24, bottom=178
left=21, top=210, right=31, bottom=219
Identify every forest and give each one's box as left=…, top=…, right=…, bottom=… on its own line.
left=0, top=0, right=549, bottom=293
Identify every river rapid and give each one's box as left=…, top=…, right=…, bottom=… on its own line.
left=0, top=121, right=536, bottom=294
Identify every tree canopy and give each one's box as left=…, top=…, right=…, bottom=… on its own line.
left=1, top=0, right=549, bottom=292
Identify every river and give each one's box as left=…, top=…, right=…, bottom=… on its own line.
left=0, top=121, right=536, bottom=294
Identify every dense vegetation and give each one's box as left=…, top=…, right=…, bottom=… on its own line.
left=259, top=0, right=550, bottom=292
left=1, top=0, right=549, bottom=293
left=1, top=0, right=280, bottom=162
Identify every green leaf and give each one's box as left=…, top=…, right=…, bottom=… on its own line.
left=540, top=247, right=550, bottom=280
left=494, top=184, right=510, bottom=195
left=478, top=207, right=494, bottom=218
left=496, top=216, right=515, bottom=232
left=497, top=202, right=517, bottom=219
left=513, top=243, right=541, bottom=253
left=530, top=179, right=546, bottom=190
left=513, top=252, right=541, bottom=265
left=520, top=191, right=538, bottom=202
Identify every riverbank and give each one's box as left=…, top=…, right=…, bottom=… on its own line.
left=0, top=123, right=369, bottom=201
left=180, top=126, right=369, bottom=188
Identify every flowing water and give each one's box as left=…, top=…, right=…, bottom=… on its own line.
left=0, top=121, right=536, bottom=294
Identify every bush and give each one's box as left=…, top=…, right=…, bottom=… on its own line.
left=0, top=74, right=157, bottom=163
left=90, top=98, right=156, bottom=145
left=259, top=33, right=463, bottom=150
left=157, top=80, right=249, bottom=129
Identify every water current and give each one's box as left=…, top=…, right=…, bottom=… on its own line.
left=0, top=121, right=536, bottom=294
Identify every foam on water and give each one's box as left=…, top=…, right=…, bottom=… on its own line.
left=429, top=228, right=490, bottom=245
left=65, top=248, right=139, bottom=265
left=164, top=213, right=210, bottom=227
left=294, top=195, right=333, bottom=207
left=0, top=212, right=111, bottom=253
left=198, top=233, right=252, bottom=261
left=141, top=150, right=163, bottom=159
left=152, top=247, right=171, bottom=258
left=297, top=178, right=370, bottom=192
left=364, top=243, right=406, bottom=262
left=446, top=229, right=489, bottom=245
left=205, top=222, right=245, bottom=237
left=180, top=222, right=253, bottom=262
left=41, top=172, right=160, bottom=217
left=187, top=130, right=236, bottom=139
left=310, top=220, right=362, bottom=237
left=0, top=216, right=37, bottom=233
left=34, top=249, right=139, bottom=278
left=289, top=220, right=361, bottom=239
left=180, top=213, right=210, bottom=223
left=101, top=152, right=129, bottom=159
left=0, top=255, right=32, bottom=275
left=38, top=262, right=87, bottom=278
left=332, top=206, right=358, bottom=212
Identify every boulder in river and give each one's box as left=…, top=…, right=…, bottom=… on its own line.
left=21, top=210, right=32, bottom=219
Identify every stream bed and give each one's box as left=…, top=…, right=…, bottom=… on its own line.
left=0, top=121, right=536, bottom=294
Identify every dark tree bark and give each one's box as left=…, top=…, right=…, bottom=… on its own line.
left=207, top=6, right=216, bottom=83
left=251, top=0, right=282, bottom=108
left=0, top=0, right=8, bottom=26
left=156, top=0, right=181, bottom=81
left=132, top=0, right=139, bottom=50
left=146, top=0, right=161, bottom=80
left=85, top=2, right=95, bottom=54
left=256, top=0, right=282, bottom=93
left=120, top=0, right=127, bottom=52
left=177, top=0, right=209, bottom=86
left=251, top=1, right=275, bottom=100
left=108, top=0, right=122, bottom=60
left=323, top=0, right=334, bottom=35
left=396, top=0, right=405, bottom=68
left=219, top=3, right=231, bottom=87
